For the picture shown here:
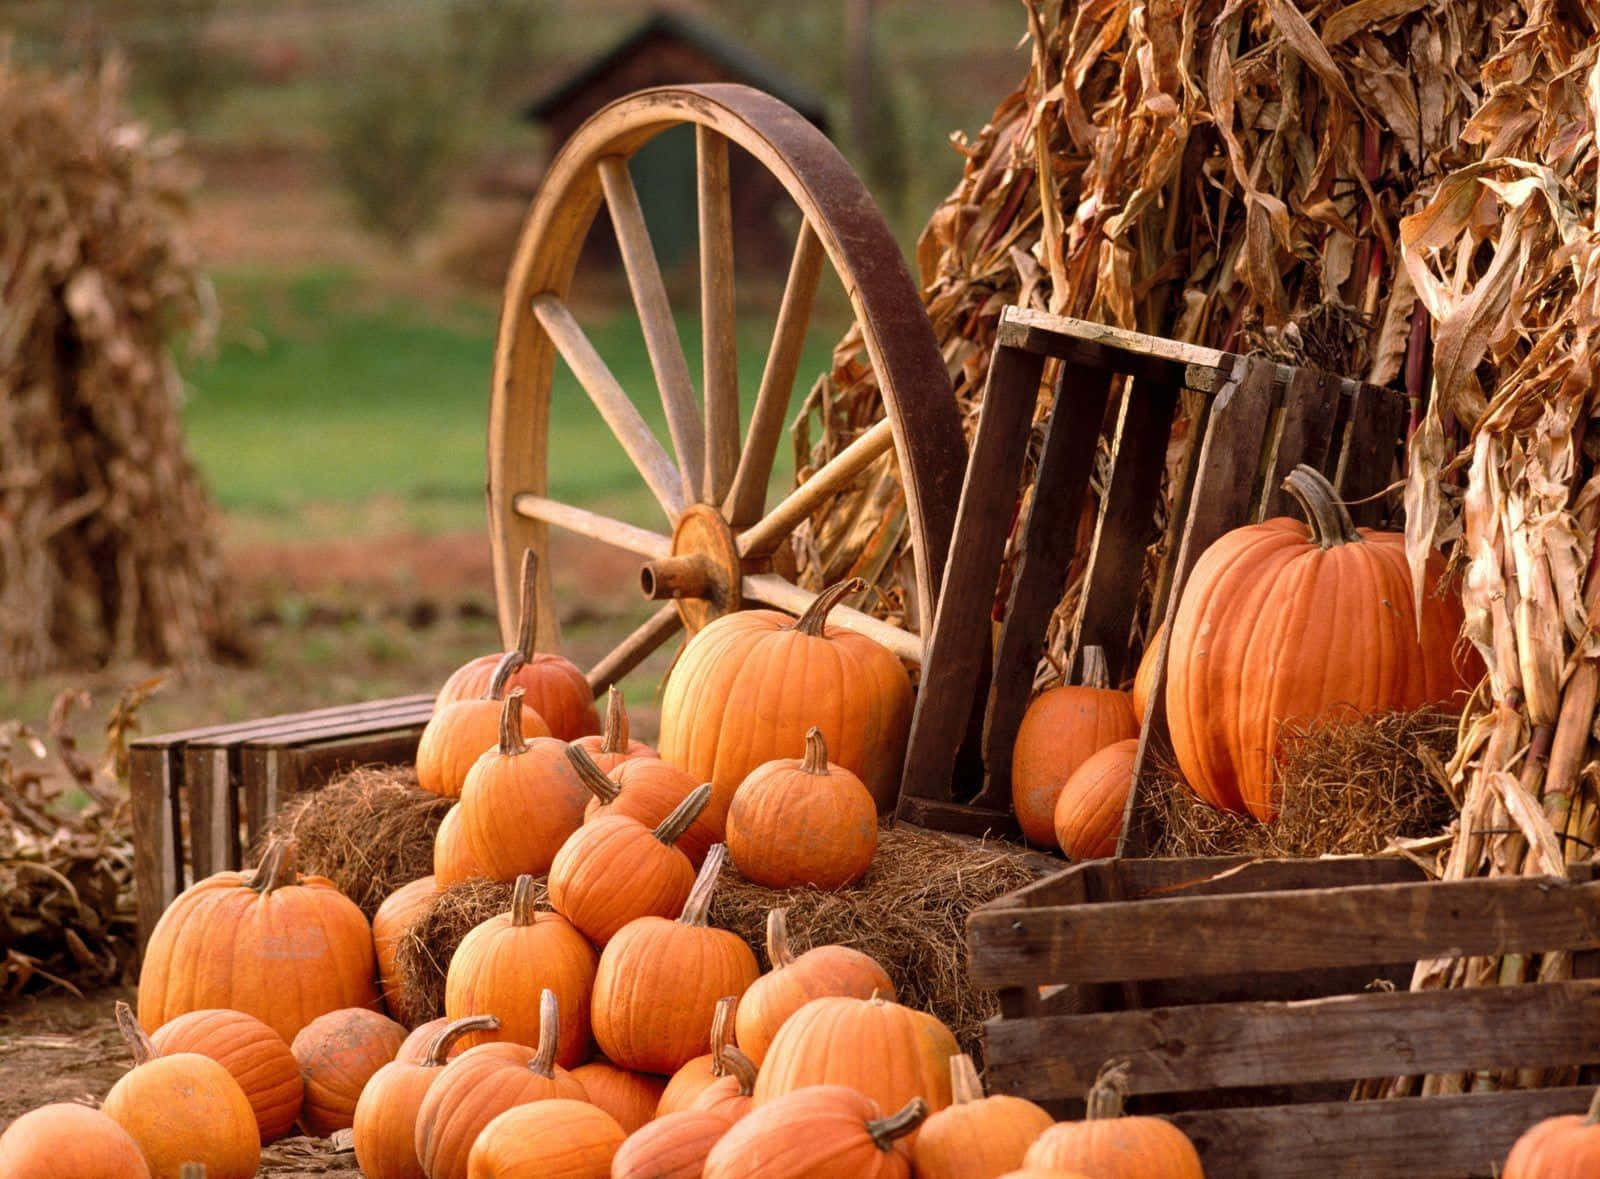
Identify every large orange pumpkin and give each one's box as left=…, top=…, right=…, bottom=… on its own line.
left=465, top=1098, right=625, bottom=1179
left=1167, top=464, right=1476, bottom=820
left=1503, top=1089, right=1600, bottom=1176
left=150, top=1008, right=303, bottom=1143
left=570, top=744, right=717, bottom=867
left=457, top=690, right=590, bottom=881
left=703, top=1087, right=926, bottom=1179
left=591, top=844, right=759, bottom=1074
left=137, top=838, right=377, bottom=1043
left=103, top=1002, right=260, bottom=1179
left=0, top=1102, right=152, bottom=1179
left=1053, top=738, right=1139, bottom=861
left=611, top=1109, right=734, bottom=1179
left=291, top=1007, right=408, bottom=1136
left=571, top=685, right=656, bottom=773
left=911, top=1053, right=1055, bottom=1179
left=436, top=550, right=600, bottom=740
left=656, top=995, right=740, bottom=1117
left=373, top=875, right=437, bottom=1021
left=725, top=727, right=878, bottom=889
left=1023, top=1061, right=1202, bottom=1178
left=444, top=874, right=598, bottom=1067
left=417, top=652, right=553, bottom=798
left=657, top=578, right=914, bottom=825
left=734, top=907, right=894, bottom=1066
left=569, top=1060, right=669, bottom=1133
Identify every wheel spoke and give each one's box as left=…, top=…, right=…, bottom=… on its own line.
left=724, top=220, right=825, bottom=526
left=532, top=294, right=685, bottom=521
left=513, top=494, right=671, bottom=559
left=698, top=127, right=740, bottom=506
left=598, top=155, right=704, bottom=505
left=735, top=416, right=895, bottom=557
left=742, top=573, right=922, bottom=663
left=586, top=603, right=684, bottom=694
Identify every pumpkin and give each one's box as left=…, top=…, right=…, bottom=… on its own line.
left=1167, top=463, right=1476, bottom=820
left=397, top=1017, right=449, bottom=1063
left=353, top=1014, right=499, bottom=1179
left=911, top=1053, right=1055, bottom=1179
left=548, top=783, right=709, bottom=945
left=417, top=652, right=553, bottom=798
left=434, top=803, right=488, bottom=886
left=571, top=685, right=656, bottom=773
left=657, top=578, right=914, bottom=824
left=1130, top=621, right=1164, bottom=723
left=995, top=1172, right=1097, bottom=1178
left=591, top=844, right=759, bottom=1074
left=415, top=989, right=588, bottom=1179
left=569, top=1060, right=668, bottom=1133
left=149, top=1008, right=303, bottom=1144
left=610, top=1109, right=734, bottom=1179
left=373, top=875, right=437, bottom=1020
left=291, top=1006, right=408, bottom=1136
left=436, top=549, right=600, bottom=740
left=656, top=995, right=740, bottom=1116
left=137, top=838, right=377, bottom=1043
left=689, top=1044, right=758, bottom=1123
left=102, top=1001, right=260, bottom=1179
left=0, top=1102, right=152, bottom=1179
left=1010, top=646, right=1138, bottom=847
left=726, top=727, right=878, bottom=889
left=465, top=1098, right=625, bottom=1179
left=735, top=907, right=894, bottom=1066
left=458, top=689, right=590, bottom=881
left=752, top=994, right=958, bottom=1137
left=703, top=1087, right=926, bottom=1179
left=569, top=744, right=717, bottom=867
left=444, top=873, right=598, bottom=1067
left=1503, top=1089, right=1600, bottom=1176
left=1023, top=1061, right=1203, bottom=1178
left=1053, top=737, right=1139, bottom=861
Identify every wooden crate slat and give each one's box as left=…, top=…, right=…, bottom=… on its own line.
left=1259, top=367, right=1339, bottom=520
left=984, top=979, right=1600, bottom=1101
left=129, top=743, right=184, bottom=948
left=184, top=742, right=237, bottom=881
left=997, top=308, right=1235, bottom=392
left=1171, top=1087, right=1597, bottom=1179
left=1335, top=381, right=1408, bottom=528
left=967, top=874, right=1600, bottom=988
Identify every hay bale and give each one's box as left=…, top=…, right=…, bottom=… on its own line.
left=250, top=767, right=450, bottom=918
left=391, top=877, right=518, bottom=1027
left=1148, top=709, right=1458, bottom=859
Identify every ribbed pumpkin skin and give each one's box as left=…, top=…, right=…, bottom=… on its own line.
left=611, top=1109, right=734, bottom=1179
left=911, top=1057, right=1054, bottom=1179
left=466, top=1099, right=625, bottom=1178
left=434, top=804, right=488, bottom=886
left=569, top=1060, right=668, bottom=1133
left=1131, top=622, right=1164, bottom=723
left=1010, top=684, right=1138, bottom=847
left=103, top=1051, right=259, bottom=1179
left=1023, top=1118, right=1204, bottom=1178
left=136, top=843, right=378, bottom=1044
left=459, top=735, right=589, bottom=881
left=416, top=1043, right=589, bottom=1179
left=703, top=1086, right=916, bottom=1179
left=373, top=876, right=437, bottom=1020
left=579, top=755, right=718, bottom=868
left=291, top=1007, right=407, bottom=1136
left=437, top=653, right=599, bottom=740
left=1053, top=738, right=1139, bottom=861
left=150, top=1008, right=303, bottom=1143
left=416, top=699, right=552, bottom=799
left=752, top=996, right=957, bottom=1133
left=0, top=1103, right=152, bottom=1179
left=656, top=997, right=739, bottom=1117
left=548, top=814, right=697, bottom=945
left=657, top=594, right=914, bottom=826
left=571, top=737, right=655, bottom=775
left=1503, top=1104, right=1600, bottom=1176
left=397, top=1017, right=448, bottom=1063
left=1167, top=504, right=1473, bottom=820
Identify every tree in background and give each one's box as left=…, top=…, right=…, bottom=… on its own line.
left=136, top=0, right=224, bottom=128
left=448, top=0, right=548, bottom=105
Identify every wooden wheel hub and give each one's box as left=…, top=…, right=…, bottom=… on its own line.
left=639, top=505, right=743, bottom=632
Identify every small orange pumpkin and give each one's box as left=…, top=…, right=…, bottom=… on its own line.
left=571, top=685, right=656, bottom=773
left=417, top=652, right=553, bottom=798
left=726, top=726, right=878, bottom=889
left=373, top=875, right=437, bottom=1020
left=1053, top=738, right=1138, bottom=861
left=436, top=549, right=600, bottom=741
left=102, top=1001, right=260, bottom=1179
left=466, top=1098, right=625, bottom=1178
left=433, top=803, right=488, bottom=887
left=610, top=1109, right=734, bottom=1179
left=570, top=744, right=717, bottom=868
left=656, top=995, right=740, bottom=1117
left=1023, top=1061, right=1203, bottom=1177
left=703, top=1087, right=926, bottom=1179
left=591, top=844, right=759, bottom=1074
left=569, top=1059, right=669, bottom=1133
left=735, top=907, right=894, bottom=1066
left=0, top=1102, right=152, bottom=1179
left=911, top=1053, right=1055, bottom=1179
left=1503, top=1088, right=1600, bottom=1176
left=1130, top=622, right=1164, bottom=723
left=150, top=1008, right=303, bottom=1144
left=291, top=1007, right=408, bottom=1137
left=688, top=1044, right=758, bottom=1123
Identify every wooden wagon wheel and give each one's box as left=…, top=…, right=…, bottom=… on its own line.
left=489, top=84, right=964, bottom=694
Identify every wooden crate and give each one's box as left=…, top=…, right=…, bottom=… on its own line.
left=968, top=855, right=1600, bottom=1178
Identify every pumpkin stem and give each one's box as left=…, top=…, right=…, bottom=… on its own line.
left=1587, top=1087, right=1600, bottom=1124
left=709, top=996, right=736, bottom=1076
left=867, top=1098, right=929, bottom=1151
left=425, top=1014, right=501, bottom=1066
left=765, top=908, right=798, bottom=969
left=248, top=839, right=299, bottom=894
left=510, top=874, right=540, bottom=926
left=180, top=1166, right=206, bottom=1179
left=529, top=988, right=560, bottom=1078
left=1283, top=464, right=1361, bottom=548
left=654, top=784, right=712, bottom=846
left=1079, top=645, right=1110, bottom=690
left=498, top=688, right=528, bottom=757
left=599, top=686, right=630, bottom=755
left=1087, top=1059, right=1133, bottom=1119
left=800, top=727, right=830, bottom=774
left=514, top=548, right=540, bottom=661
left=114, top=1000, right=157, bottom=1068
left=566, top=744, right=621, bottom=804
left=717, top=1044, right=759, bottom=1096
left=949, top=1053, right=984, bottom=1104
left=679, top=843, right=728, bottom=927
left=487, top=649, right=526, bottom=700
left=793, top=577, right=867, bottom=638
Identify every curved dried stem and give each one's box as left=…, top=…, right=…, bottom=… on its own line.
left=249, top=839, right=299, bottom=894
left=765, top=907, right=798, bottom=969
left=498, top=688, right=528, bottom=757
left=709, top=995, right=737, bottom=1075
left=654, top=783, right=712, bottom=845
left=1080, top=645, right=1110, bottom=690
left=566, top=743, right=621, bottom=804
left=793, top=577, right=867, bottom=637
left=511, top=874, right=540, bottom=926
left=717, top=1044, right=758, bottom=1095
left=600, top=686, right=630, bottom=754
left=114, top=1000, right=157, bottom=1068
left=425, top=1014, right=501, bottom=1066
left=1087, top=1058, right=1133, bottom=1119
left=514, top=548, right=540, bottom=660
left=679, top=843, right=728, bottom=926
left=800, top=726, right=830, bottom=774
left=1283, top=463, right=1361, bottom=548
left=949, top=1052, right=985, bottom=1104
left=530, top=988, right=560, bottom=1077
left=488, top=649, right=526, bottom=700
left=867, top=1097, right=928, bottom=1150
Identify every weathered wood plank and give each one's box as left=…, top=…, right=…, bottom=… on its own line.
left=967, top=874, right=1600, bottom=987
left=1259, top=367, right=1339, bottom=520
left=184, top=741, right=237, bottom=880
left=895, top=797, right=1022, bottom=841
left=130, top=742, right=183, bottom=949
left=997, top=307, right=1234, bottom=392
left=985, top=980, right=1600, bottom=1100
